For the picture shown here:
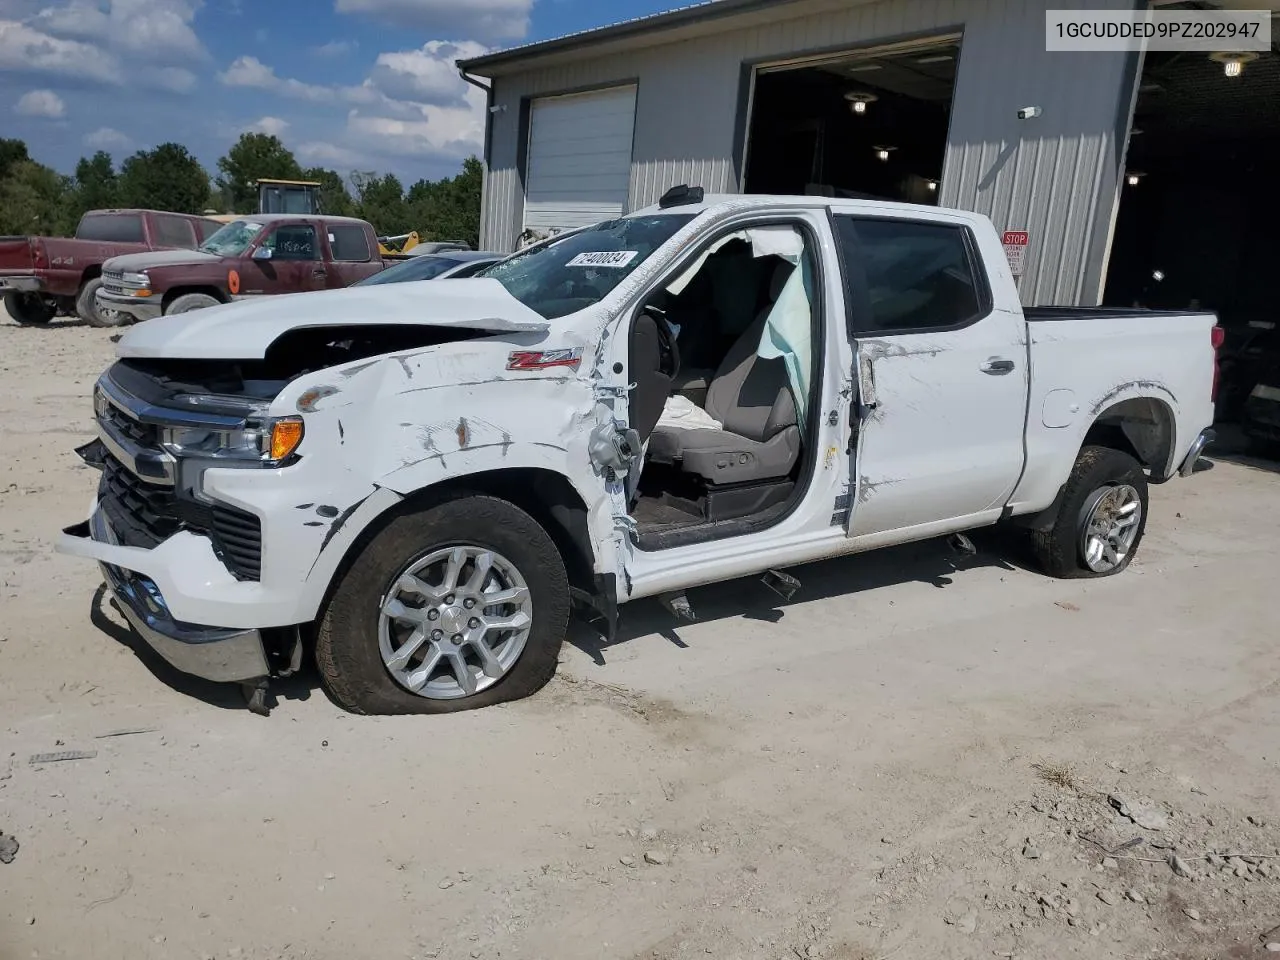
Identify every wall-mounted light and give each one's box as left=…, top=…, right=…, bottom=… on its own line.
left=1210, top=51, right=1258, bottom=77
left=488, top=104, right=507, bottom=114
left=844, top=91, right=878, bottom=115
left=873, top=145, right=896, bottom=162
left=1126, top=171, right=1145, bottom=186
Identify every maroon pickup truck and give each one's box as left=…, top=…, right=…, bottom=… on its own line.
left=96, top=214, right=391, bottom=325
left=0, top=209, right=221, bottom=326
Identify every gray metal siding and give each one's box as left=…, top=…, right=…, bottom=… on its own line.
left=480, top=0, right=1139, bottom=305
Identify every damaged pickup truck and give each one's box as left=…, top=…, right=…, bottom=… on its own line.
left=58, top=186, right=1220, bottom=715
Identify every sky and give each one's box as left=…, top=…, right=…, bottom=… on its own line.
left=0, top=0, right=683, bottom=185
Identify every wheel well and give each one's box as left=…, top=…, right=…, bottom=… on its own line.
left=162, top=286, right=227, bottom=311
left=79, top=265, right=102, bottom=288
left=1086, top=397, right=1175, bottom=478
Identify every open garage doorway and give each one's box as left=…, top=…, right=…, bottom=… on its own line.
left=1104, top=46, right=1280, bottom=420
left=742, top=37, right=960, bottom=203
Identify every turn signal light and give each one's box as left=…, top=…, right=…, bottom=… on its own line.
left=269, top=418, right=304, bottom=460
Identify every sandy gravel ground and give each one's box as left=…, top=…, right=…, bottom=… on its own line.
left=2, top=309, right=1280, bottom=960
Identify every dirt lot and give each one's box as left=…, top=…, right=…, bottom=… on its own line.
left=3, top=311, right=1280, bottom=960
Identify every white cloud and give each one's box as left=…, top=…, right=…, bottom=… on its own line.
left=334, top=0, right=531, bottom=41
left=143, top=65, right=197, bottom=91
left=219, top=54, right=379, bottom=105
left=15, top=87, right=65, bottom=117
left=370, top=39, right=487, bottom=107
left=84, top=126, right=132, bottom=149
left=345, top=88, right=485, bottom=159
left=31, top=0, right=206, bottom=63
left=312, top=38, right=355, bottom=57
left=0, top=19, right=122, bottom=82
left=246, top=115, right=288, bottom=136
left=296, top=140, right=367, bottom=169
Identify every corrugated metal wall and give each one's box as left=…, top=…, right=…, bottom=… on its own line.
left=481, top=0, right=1141, bottom=305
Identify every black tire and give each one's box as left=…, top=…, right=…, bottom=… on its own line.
left=76, top=277, right=127, bottom=327
left=165, top=292, right=221, bottom=315
left=1030, top=445, right=1149, bottom=579
left=315, top=495, right=570, bottom=715
left=4, top=291, right=54, bottom=325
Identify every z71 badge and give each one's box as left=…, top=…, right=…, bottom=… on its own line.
left=506, top=349, right=582, bottom=371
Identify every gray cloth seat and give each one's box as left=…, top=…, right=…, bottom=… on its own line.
left=648, top=262, right=801, bottom=484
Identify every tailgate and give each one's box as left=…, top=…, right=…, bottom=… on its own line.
left=0, top=236, right=36, bottom=272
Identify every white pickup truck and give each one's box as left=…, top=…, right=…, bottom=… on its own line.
left=58, top=187, right=1220, bottom=715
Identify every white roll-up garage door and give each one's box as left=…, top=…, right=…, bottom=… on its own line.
left=523, top=85, right=637, bottom=232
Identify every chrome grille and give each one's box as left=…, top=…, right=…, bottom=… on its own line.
left=102, top=268, right=126, bottom=296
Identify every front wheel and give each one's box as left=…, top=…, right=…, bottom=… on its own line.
left=1030, top=445, right=1149, bottom=578
left=4, top=292, right=54, bottom=325
left=315, top=495, right=570, bottom=715
left=77, top=278, right=127, bottom=327
left=165, top=292, right=221, bottom=315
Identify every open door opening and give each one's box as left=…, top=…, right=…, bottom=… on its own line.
left=1103, top=47, right=1280, bottom=422
left=743, top=38, right=959, bottom=202
left=626, top=223, right=823, bottom=552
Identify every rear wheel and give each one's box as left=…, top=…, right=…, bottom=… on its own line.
left=165, top=292, right=221, bottom=315
left=1030, top=445, right=1149, bottom=578
left=77, top=278, right=126, bottom=327
left=315, top=495, right=570, bottom=715
left=4, top=292, right=54, bottom=325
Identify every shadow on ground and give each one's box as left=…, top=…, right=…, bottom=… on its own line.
left=570, top=534, right=1018, bottom=666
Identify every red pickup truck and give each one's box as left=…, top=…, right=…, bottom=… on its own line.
left=96, top=214, right=391, bottom=325
left=0, top=209, right=221, bottom=326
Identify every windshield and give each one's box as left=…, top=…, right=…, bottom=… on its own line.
left=199, top=220, right=265, bottom=257
left=474, top=214, right=696, bottom=319
left=357, top=256, right=461, bottom=286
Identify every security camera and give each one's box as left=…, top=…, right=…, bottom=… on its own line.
left=1017, top=106, right=1042, bottom=120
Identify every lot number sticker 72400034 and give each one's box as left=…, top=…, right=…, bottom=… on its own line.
left=565, top=251, right=638, bottom=268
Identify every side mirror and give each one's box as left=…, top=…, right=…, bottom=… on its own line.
left=252, top=246, right=273, bottom=261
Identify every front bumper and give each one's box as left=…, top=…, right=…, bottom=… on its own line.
left=70, top=511, right=268, bottom=683
left=0, top=275, right=42, bottom=293
left=97, top=288, right=162, bottom=323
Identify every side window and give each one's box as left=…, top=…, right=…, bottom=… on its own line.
left=328, top=224, right=371, bottom=262
left=154, top=215, right=196, bottom=249
left=262, top=225, right=318, bottom=261
left=75, top=214, right=144, bottom=243
left=834, top=216, right=985, bottom=333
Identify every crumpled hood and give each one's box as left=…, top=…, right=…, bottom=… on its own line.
left=106, top=249, right=222, bottom=271
left=116, top=279, right=552, bottom=360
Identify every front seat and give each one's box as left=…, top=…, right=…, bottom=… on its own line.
left=647, top=262, right=802, bottom=485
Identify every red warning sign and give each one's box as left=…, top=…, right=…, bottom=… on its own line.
left=1002, top=231, right=1029, bottom=278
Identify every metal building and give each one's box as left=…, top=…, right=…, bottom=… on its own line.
left=459, top=0, right=1277, bottom=309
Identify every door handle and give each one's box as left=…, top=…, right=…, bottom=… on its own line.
left=312, top=266, right=327, bottom=277
left=981, top=358, right=1016, bottom=375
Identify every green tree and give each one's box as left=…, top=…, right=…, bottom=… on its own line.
left=0, top=138, right=31, bottom=181
left=216, top=133, right=303, bottom=213
left=0, top=159, right=74, bottom=235
left=302, top=166, right=354, bottom=217
left=352, top=171, right=409, bottom=235
left=70, top=151, right=119, bottom=218
left=405, top=156, right=483, bottom=248
left=117, top=143, right=211, bottom=213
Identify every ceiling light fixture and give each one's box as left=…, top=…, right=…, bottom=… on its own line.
left=846, top=63, right=883, bottom=72
left=874, top=145, right=896, bottom=162
left=916, top=53, right=954, bottom=64
left=1126, top=171, right=1145, bottom=186
left=844, top=91, right=879, bottom=114
left=1210, top=51, right=1258, bottom=77
left=926, top=179, right=938, bottom=191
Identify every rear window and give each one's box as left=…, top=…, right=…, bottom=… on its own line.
left=328, top=224, right=371, bottom=262
left=196, top=219, right=223, bottom=242
left=76, top=214, right=144, bottom=243
left=154, top=215, right=195, bottom=249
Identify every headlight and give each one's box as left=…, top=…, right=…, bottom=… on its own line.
left=162, top=413, right=304, bottom=464
left=120, top=271, right=152, bottom=296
